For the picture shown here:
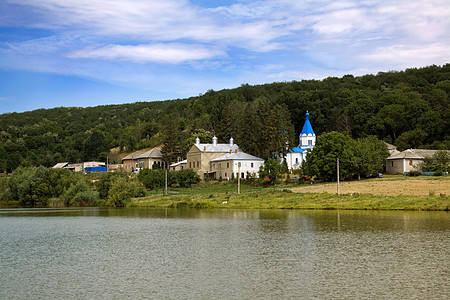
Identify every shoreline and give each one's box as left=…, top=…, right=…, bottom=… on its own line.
left=128, top=190, right=450, bottom=211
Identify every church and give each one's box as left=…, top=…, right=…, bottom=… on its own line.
left=285, top=111, right=316, bottom=170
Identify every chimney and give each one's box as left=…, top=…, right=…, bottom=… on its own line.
left=212, top=136, right=218, bottom=146
left=195, top=137, right=200, bottom=146
left=229, top=137, right=234, bottom=146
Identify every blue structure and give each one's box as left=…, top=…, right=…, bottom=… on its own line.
left=85, top=166, right=107, bottom=173
left=286, top=111, right=316, bottom=169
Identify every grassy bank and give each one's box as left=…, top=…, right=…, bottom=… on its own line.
left=129, top=178, right=450, bottom=211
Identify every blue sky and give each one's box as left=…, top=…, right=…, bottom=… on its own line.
left=1, top=0, right=449, bottom=114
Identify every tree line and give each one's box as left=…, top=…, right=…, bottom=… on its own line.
left=0, top=64, right=449, bottom=172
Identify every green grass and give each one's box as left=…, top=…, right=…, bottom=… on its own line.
left=129, top=181, right=450, bottom=211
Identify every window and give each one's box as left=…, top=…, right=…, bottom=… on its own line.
left=197, top=161, right=199, bottom=168
left=391, top=161, right=394, bottom=167
left=189, top=162, right=191, bottom=168
left=227, top=163, right=229, bottom=168
left=295, top=158, right=298, bottom=164
left=308, top=140, right=312, bottom=145
left=251, top=163, right=254, bottom=168
left=409, top=160, right=412, bottom=166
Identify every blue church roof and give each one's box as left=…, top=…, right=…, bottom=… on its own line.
left=290, top=147, right=307, bottom=153
left=301, top=112, right=315, bottom=135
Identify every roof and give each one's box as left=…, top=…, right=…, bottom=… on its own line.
left=122, top=147, right=162, bottom=160
left=192, top=143, right=239, bottom=153
left=289, top=147, right=307, bottom=153
left=136, top=147, right=162, bottom=159
left=170, top=159, right=187, bottom=167
left=386, top=149, right=442, bottom=160
left=301, top=112, right=315, bottom=136
left=53, top=162, right=68, bottom=168
left=210, top=152, right=264, bottom=162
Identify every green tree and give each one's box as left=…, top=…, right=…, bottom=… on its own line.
left=422, top=150, right=450, bottom=173
left=175, top=169, right=200, bottom=187
left=354, top=136, right=389, bottom=179
left=258, top=158, right=287, bottom=184
left=84, top=130, right=110, bottom=161
left=304, top=132, right=358, bottom=181
left=106, top=176, right=134, bottom=207
left=161, top=115, right=180, bottom=165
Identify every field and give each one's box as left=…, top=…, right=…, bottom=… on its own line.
left=290, top=175, right=450, bottom=196
left=129, top=175, right=450, bottom=211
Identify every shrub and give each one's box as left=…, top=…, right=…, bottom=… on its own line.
left=408, top=171, right=421, bottom=176
left=62, top=179, right=90, bottom=206
left=175, top=169, right=200, bottom=187
left=106, top=177, right=133, bottom=207
left=71, top=191, right=100, bottom=206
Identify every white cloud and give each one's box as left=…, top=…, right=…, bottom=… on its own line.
left=68, top=43, right=225, bottom=64
left=360, top=43, right=450, bottom=67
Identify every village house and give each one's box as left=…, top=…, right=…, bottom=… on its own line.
left=52, top=161, right=107, bottom=172
left=121, top=147, right=164, bottom=172
left=169, top=159, right=187, bottom=171
left=285, top=111, right=316, bottom=170
left=186, top=136, right=241, bottom=177
left=210, top=152, right=264, bottom=179
left=386, top=149, right=445, bottom=174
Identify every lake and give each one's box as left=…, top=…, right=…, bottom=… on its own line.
left=1, top=208, right=449, bottom=299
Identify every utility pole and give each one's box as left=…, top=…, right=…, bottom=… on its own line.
left=337, top=157, right=340, bottom=196
left=238, top=162, right=241, bottom=194
left=165, top=166, right=168, bottom=196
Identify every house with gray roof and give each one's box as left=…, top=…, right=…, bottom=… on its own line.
left=122, top=147, right=164, bottom=172
left=210, top=152, right=264, bottom=179
left=386, top=148, right=443, bottom=174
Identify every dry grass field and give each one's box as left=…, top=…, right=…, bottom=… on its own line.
left=290, top=176, right=450, bottom=196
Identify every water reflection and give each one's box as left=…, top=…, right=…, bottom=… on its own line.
left=0, top=208, right=449, bottom=299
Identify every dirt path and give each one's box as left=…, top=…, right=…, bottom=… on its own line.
left=290, top=178, right=450, bottom=196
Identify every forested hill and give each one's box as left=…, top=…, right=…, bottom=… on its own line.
left=1, top=64, right=449, bottom=172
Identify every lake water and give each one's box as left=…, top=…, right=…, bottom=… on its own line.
left=1, top=208, right=449, bottom=299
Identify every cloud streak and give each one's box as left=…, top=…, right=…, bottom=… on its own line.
left=68, top=43, right=225, bottom=64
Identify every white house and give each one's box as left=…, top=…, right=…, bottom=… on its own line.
left=386, top=149, right=445, bottom=174
left=210, top=151, right=264, bottom=179
left=285, top=111, right=316, bottom=170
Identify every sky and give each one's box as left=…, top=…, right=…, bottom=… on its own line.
left=1, top=0, right=449, bottom=114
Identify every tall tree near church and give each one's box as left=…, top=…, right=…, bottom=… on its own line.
left=161, top=115, right=180, bottom=166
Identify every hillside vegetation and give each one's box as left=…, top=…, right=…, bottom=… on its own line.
left=0, top=64, right=449, bottom=172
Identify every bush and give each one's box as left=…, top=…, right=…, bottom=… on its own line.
left=72, top=191, right=100, bottom=206
left=408, top=171, right=421, bottom=176
left=61, top=179, right=90, bottom=206
left=95, top=172, right=128, bottom=199
left=138, top=169, right=175, bottom=189
left=106, top=177, right=133, bottom=207
left=4, top=166, right=80, bottom=207
left=175, top=169, right=200, bottom=187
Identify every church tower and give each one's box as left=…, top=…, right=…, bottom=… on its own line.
left=299, top=111, right=316, bottom=149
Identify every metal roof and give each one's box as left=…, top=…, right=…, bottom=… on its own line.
left=193, top=143, right=239, bottom=153
left=210, top=152, right=264, bottom=162
left=300, top=112, right=315, bottom=136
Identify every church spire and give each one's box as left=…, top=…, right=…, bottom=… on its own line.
left=299, top=111, right=316, bottom=149
left=301, top=111, right=315, bottom=136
